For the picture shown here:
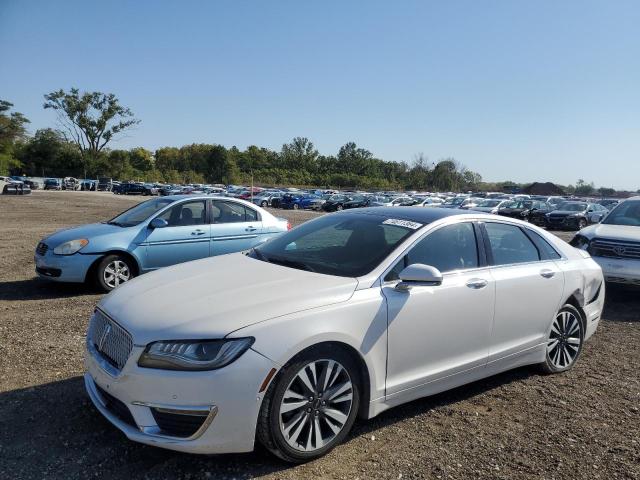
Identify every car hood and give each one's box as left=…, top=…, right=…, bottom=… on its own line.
left=42, top=223, right=137, bottom=249
left=98, top=253, right=359, bottom=345
left=580, top=223, right=640, bottom=242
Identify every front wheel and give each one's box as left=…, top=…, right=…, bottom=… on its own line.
left=261, top=201, right=268, bottom=207
left=257, top=347, right=360, bottom=463
left=336, top=204, right=343, bottom=211
left=578, top=218, right=588, bottom=229
left=95, top=254, right=135, bottom=292
left=540, top=305, right=584, bottom=374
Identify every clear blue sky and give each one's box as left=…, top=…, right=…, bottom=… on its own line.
left=1, top=0, right=639, bottom=189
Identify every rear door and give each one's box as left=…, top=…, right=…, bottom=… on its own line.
left=482, top=222, right=564, bottom=362
left=144, top=199, right=210, bottom=269
left=210, top=200, right=264, bottom=255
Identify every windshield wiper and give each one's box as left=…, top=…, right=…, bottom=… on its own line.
left=263, top=255, right=316, bottom=273
left=106, top=221, right=126, bottom=227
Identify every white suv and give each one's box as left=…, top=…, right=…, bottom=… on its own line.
left=571, top=196, right=640, bottom=286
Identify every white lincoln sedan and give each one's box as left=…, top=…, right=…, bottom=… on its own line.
left=84, top=207, right=604, bottom=462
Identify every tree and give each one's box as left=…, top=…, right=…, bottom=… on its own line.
left=574, top=179, right=595, bottom=196
left=0, top=100, right=30, bottom=175
left=43, top=88, right=140, bottom=176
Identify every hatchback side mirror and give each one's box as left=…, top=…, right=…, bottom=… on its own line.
left=149, top=218, right=168, bottom=229
left=395, top=264, right=443, bottom=291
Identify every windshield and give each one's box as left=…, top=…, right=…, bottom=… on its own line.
left=108, top=198, right=175, bottom=227
left=252, top=214, right=417, bottom=277
left=602, top=200, right=640, bottom=226
left=443, top=197, right=465, bottom=205
left=558, top=202, right=587, bottom=212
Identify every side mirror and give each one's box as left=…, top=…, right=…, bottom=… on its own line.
left=149, top=218, right=168, bottom=229
left=396, top=264, right=443, bottom=291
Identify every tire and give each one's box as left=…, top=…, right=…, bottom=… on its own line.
left=94, top=254, right=135, bottom=292
left=336, top=204, right=343, bottom=211
left=261, top=201, right=268, bottom=207
left=257, top=346, right=361, bottom=463
left=540, top=304, right=585, bottom=374
left=578, top=218, right=588, bottom=229
left=293, top=204, right=299, bottom=210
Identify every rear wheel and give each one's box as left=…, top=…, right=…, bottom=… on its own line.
left=578, top=218, right=588, bottom=229
left=540, top=305, right=584, bottom=373
left=95, top=254, right=135, bottom=292
left=261, top=201, right=268, bottom=207
left=336, top=204, right=343, bottom=211
left=257, top=347, right=360, bottom=463
left=293, top=204, right=299, bottom=210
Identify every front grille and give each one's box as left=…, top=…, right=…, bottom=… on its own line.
left=589, top=238, right=640, bottom=260
left=151, top=408, right=208, bottom=438
left=95, top=384, right=137, bottom=427
left=89, top=310, right=133, bottom=370
left=36, top=242, right=48, bottom=256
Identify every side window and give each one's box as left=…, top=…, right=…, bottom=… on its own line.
left=385, top=223, right=478, bottom=281
left=525, top=229, right=561, bottom=260
left=211, top=201, right=259, bottom=223
left=485, top=223, right=540, bottom=266
left=157, top=200, right=206, bottom=227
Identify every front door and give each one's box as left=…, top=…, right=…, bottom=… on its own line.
left=144, top=199, right=210, bottom=269
left=382, top=222, right=495, bottom=397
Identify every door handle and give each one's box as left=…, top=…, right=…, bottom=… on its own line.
left=540, top=269, right=555, bottom=279
left=245, top=226, right=257, bottom=232
left=191, top=229, right=206, bottom=236
left=466, top=278, right=488, bottom=289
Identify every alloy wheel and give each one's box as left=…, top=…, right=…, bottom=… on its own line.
left=279, top=359, right=353, bottom=452
left=103, top=260, right=131, bottom=288
left=547, top=310, right=582, bottom=369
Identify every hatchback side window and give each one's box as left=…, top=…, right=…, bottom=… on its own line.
left=385, top=223, right=478, bottom=281
left=157, top=200, right=206, bottom=227
left=485, top=223, right=540, bottom=266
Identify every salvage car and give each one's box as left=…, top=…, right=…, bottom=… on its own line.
left=35, top=196, right=289, bottom=291
left=545, top=201, right=608, bottom=230
left=83, top=207, right=603, bottom=462
left=570, top=196, right=640, bottom=286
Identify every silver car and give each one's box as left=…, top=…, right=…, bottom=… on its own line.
left=571, top=196, right=640, bottom=286
left=85, top=207, right=603, bottom=462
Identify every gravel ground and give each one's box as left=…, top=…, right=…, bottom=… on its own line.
left=0, top=191, right=638, bottom=480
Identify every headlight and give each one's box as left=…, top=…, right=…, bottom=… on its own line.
left=569, top=234, right=590, bottom=250
left=138, top=337, right=254, bottom=371
left=53, top=239, right=89, bottom=255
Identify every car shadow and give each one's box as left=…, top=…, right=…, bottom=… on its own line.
left=602, top=285, right=640, bottom=323
left=0, top=278, right=98, bottom=301
left=0, top=366, right=537, bottom=479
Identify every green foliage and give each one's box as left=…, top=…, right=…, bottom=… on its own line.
left=0, top=99, right=30, bottom=175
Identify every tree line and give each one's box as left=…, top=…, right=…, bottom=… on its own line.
left=0, top=90, right=633, bottom=194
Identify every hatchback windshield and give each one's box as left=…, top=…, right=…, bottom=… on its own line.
left=252, top=214, right=417, bottom=277
left=602, top=200, right=640, bottom=226
left=558, top=202, right=587, bottom=212
left=108, top=198, right=175, bottom=227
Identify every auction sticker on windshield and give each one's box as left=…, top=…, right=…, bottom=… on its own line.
left=382, top=218, right=423, bottom=230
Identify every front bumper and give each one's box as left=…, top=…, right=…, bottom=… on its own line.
left=591, top=256, right=640, bottom=286
left=34, top=251, right=100, bottom=283
left=84, top=341, right=277, bottom=454
left=545, top=216, right=580, bottom=230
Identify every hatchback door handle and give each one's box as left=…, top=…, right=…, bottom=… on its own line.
left=540, top=269, right=555, bottom=279
left=466, top=278, right=488, bottom=289
left=191, top=229, right=205, bottom=236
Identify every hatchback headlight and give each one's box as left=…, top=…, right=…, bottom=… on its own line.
left=138, top=338, right=254, bottom=371
left=53, top=239, right=89, bottom=255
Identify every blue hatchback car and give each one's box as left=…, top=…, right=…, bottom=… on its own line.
left=35, top=195, right=290, bottom=291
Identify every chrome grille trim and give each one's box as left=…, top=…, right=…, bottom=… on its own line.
left=88, top=310, right=133, bottom=370
left=589, top=238, right=640, bottom=260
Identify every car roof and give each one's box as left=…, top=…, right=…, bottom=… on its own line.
left=337, top=206, right=469, bottom=223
